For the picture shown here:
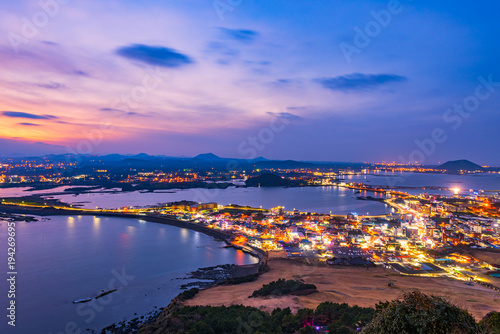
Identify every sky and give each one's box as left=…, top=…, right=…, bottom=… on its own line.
left=0, top=0, right=499, bottom=165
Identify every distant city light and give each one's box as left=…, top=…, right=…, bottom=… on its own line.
left=452, top=187, right=460, bottom=195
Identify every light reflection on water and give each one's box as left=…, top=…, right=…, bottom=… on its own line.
left=0, top=215, right=257, bottom=333
left=93, top=216, right=101, bottom=229
left=43, top=186, right=393, bottom=215
left=181, top=227, right=188, bottom=242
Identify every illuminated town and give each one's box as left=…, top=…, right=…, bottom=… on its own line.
left=3, top=1, right=500, bottom=332
left=2, top=157, right=500, bottom=295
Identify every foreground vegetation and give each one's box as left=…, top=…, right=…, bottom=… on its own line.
left=140, top=301, right=375, bottom=334
left=139, top=290, right=500, bottom=334
left=362, top=291, right=478, bottom=333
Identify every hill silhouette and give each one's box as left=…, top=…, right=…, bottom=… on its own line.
left=439, top=160, right=482, bottom=172
left=193, top=153, right=224, bottom=161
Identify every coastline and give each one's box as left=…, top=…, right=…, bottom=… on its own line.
left=0, top=203, right=267, bottom=333
left=0, top=203, right=267, bottom=276
left=0, top=203, right=229, bottom=240
left=0, top=203, right=266, bottom=256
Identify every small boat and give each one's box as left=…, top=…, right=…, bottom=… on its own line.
left=96, top=289, right=116, bottom=299
left=73, top=298, right=92, bottom=304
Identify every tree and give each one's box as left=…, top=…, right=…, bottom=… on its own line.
left=336, top=326, right=353, bottom=334
left=327, top=323, right=354, bottom=334
left=361, top=291, right=478, bottom=334
left=297, top=326, right=316, bottom=334
left=296, top=308, right=315, bottom=326
left=479, top=311, right=500, bottom=333
left=281, top=314, right=301, bottom=333
left=188, top=322, right=215, bottom=334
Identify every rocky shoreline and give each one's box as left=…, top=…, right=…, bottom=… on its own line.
left=97, top=252, right=267, bottom=333
left=179, top=264, right=236, bottom=289
left=0, top=203, right=266, bottom=334
left=0, top=211, right=39, bottom=222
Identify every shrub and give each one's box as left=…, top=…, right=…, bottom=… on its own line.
left=250, top=278, right=317, bottom=297
left=479, top=311, right=500, bottom=333
left=223, top=274, right=258, bottom=285
left=361, top=291, right=478, bottom=334
left=178, top=288, right=199, bottom=301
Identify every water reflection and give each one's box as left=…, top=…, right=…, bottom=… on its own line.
left=235, top=250, right=245, bottom=265
left=181, top=228, right=188, bottom=242
left=67, top=216, right=75, bottom=227
left=0, top=215, right=257, bottom=333
left=44, top=186, right=393, bottom=214
left=119, top=232, right=131, bottom=248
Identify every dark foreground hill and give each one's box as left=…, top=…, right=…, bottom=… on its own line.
left=138, top=290, right=498, bottom=334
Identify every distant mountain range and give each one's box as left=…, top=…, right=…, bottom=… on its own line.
left=193, top=153, right=269, bottom=163
left=438, top=160, right=483, bottom=172
left=1, top=152, right=319, bottom=171
left=1, top=151, right=496, bottom=171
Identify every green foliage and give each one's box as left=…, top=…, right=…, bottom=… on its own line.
left=361, top=291, right=478, bottom=334
left=223, top=274, right=259, bottom=285
left=173, top=305, right=277, bottom=334
left=281, top=313, right=302, bottom=333
left=332, top=326, right=353, bottom=334
left=318, top=302, right=375, bottom=333
left=178, top=288, right=199, bottom=301
left=479, top=311, right=500, bottom=333
left=144, top=301, right=375, bottom=334
left=250, top=278, right=317, bottom=297
left=296, top=308, right=315, bottom=323
left=143, top=291, right=484, bottom=334
left=187, top=322, right=215, bottom=334
left=297, top=326, right=316, bottom=334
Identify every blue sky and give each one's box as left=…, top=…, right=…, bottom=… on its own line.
left=0, top=0, right=499, bottom=164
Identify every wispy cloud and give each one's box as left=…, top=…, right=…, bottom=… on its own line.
left=99, top=108, right=150, bottom=117
left=315, top=73, right=407, bottom=92
left=219, top=28, right=259, bottom=43
left=116, top=44, right=193, bottom=68
left=37, top=82, right=66, bottom=90
left=19, top=122, right=41, bottom=126
left=287, top=106, right=307, bottom=111
left=206, top=28, right=262, bottom=67
left=267, top=112, right=301, bottom=120
left=206, top=41, right=240, bottom=65
left=74, top=70, right=89, bottom=76
left=2, top=111, right=58, bottom=120
left=40, top=41, right=59, bottom=46
left=100, top=107, right=125, bottom=113
left=271, top=78, right=305, bottom=88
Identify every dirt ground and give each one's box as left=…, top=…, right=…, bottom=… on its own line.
left=186, top=255, right=500, bottom=320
